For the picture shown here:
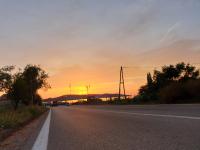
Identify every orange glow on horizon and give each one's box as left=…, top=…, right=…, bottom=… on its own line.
left=38, top=64, right=149, bottom=99
left=1, top=1, right=200, bottom=101
left=38, top=81, right=143, bottom=99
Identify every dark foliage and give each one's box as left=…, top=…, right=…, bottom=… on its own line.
left=159, top=79, right=200, bottom=104
left=0, top=65, right=50, bottom=109
left=134, top=62, right=200, bottom=104
left=7, top=74, right=29, bottom=110
left=23, top=65, right=50, bottom=105
left=0, top=66, right=14, bottom=93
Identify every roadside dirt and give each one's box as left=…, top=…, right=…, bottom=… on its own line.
left=0, top=111, right=48, bottom=150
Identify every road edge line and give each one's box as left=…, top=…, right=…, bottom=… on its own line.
left=32, top=109, right=51, bottom=150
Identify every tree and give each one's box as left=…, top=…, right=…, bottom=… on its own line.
left=0, top=65, right=50, bottom=109
left=137, top=73, right=157, bottom=102
left=159, top=79, right=200, bottom=103
left=0, top=66, right=29, bottom=109
left=147, top=73, right=153, bottom=86
left=23, top=65, right=50, bottom=105
left=152, top=63, right=199, bottom=88
left=0, top=66, right=15, bottom=93
left=35, top=93, right=42, bottom=106
left=7, top=73, right=29, bottom=110
left=179, top=64, right=199, bottom=81
left=135, top=62, right=200, bottom=103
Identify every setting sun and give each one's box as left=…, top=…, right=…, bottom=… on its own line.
left=1, top=1, right=200, bottom=150
left=73, top=86, right=88, bottom=95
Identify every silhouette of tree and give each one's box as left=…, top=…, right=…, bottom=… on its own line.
left=0, top=65, right=50, bottom=109
left=135, top=62, right=200, bottom=103
left=147, top=73, right=153, bottom=86
left=0, top=66, right=15, bottom=92
left=23, top=65, right=50, bottom=105
left=7, top=73, right=29, bottom=110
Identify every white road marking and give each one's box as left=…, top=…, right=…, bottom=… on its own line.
left=32, top=109, right=51, bottom=150
left=70, top=107, right=200, bottom=120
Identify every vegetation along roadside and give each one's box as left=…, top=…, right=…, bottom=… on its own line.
left=0, top=64, right=50, bottom=142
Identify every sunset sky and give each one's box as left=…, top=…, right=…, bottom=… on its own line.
left=0, top=0, right=200, bottom=98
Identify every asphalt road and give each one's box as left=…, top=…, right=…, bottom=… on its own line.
left=47, top=105, right=200, bottom=150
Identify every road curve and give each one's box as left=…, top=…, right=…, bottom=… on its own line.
left=47, top=105, right=200, bottom=150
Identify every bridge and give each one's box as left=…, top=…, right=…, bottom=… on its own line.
left=44, top=93, right=130, bottom=102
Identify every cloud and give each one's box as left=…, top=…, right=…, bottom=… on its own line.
left=137, top=39, right=200, bottom=65
left=160, top=22, right=180, bottom=43
left=107, top=5, right=158, bottom=41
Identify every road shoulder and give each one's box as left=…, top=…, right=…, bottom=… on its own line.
left=0, top=111, right=49, bottom=150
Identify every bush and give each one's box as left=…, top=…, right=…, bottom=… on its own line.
left=0, top=105, right=47, bottom=129
left=134, top=62, right=200, bottom=104
left=159, top=80, right=200, bottom=103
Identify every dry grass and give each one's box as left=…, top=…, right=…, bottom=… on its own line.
left=0, top=105, right=47, bottom=129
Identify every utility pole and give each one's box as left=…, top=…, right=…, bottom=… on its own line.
left=69, top=83, right=71, bottom=98
left=86, top=84, right=90, bottom=95
left=118, top=66, right=126, bottom=100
